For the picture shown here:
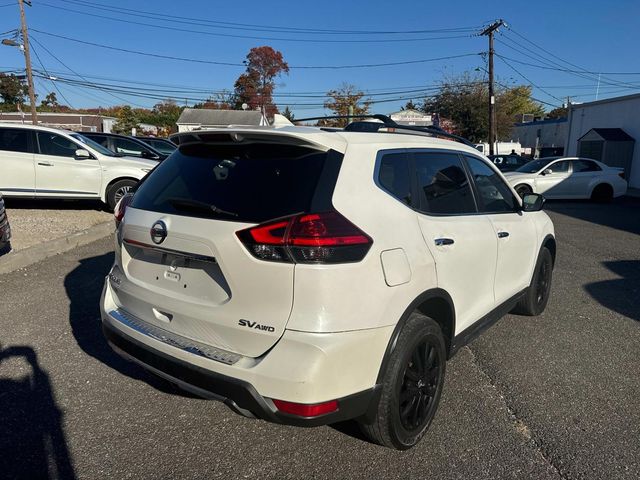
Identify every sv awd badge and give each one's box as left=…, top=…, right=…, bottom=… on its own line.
left=238, top=319, right=275, bottom=332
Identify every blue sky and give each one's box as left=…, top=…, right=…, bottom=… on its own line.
left=1, top=0, right=639, bottom=117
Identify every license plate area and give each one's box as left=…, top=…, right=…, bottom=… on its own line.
left=124, top=241, right=231, bottom=303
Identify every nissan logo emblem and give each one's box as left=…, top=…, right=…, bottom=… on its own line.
left=150, top=220, right=167, bottom=244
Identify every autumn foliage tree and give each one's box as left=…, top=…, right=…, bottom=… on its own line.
left=322, top=83, right=372, bottom=127
left=234, top=46, right=289, bottom=117
left=422, top=72, right=545, bottom=142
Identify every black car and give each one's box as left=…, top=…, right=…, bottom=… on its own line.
left=82, top=132, right=167, bottom=161
left=0, top=193, right=11, bottom=255
left=488, top=154, right=529, bottom=172
left=135, top=136, right=177, bottom=156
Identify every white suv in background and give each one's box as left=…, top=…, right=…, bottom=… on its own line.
left=0, top=124, right=158, bottom=210
left=101, top=123, right=555, bottom=450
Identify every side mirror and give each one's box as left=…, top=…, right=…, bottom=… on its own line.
left=540, top=168, right=552, bottom=176
left=75, top=148, right=91, bottom=159
left=522, top=193, right=545, bottom=212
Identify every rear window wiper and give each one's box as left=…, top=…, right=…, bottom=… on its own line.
left=167, top=198, right=238, bottom=218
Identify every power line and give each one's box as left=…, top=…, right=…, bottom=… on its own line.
left=500, top=28, right=640, bottom=90
left=497, top=55, right=564, bottom=102
left=60, top=0, right=480, bottom=36
left=30, top=35, right=147, bottom=107
left=506, top=26, right=640, bottom=75
left=38, top=2, right=474, bottom=44
left=30, top=30, right=480, bottom=69
left=29, top=42, right=75, bottom=108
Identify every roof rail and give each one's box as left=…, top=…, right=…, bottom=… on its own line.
left=294, top=114, right=476, bottom=148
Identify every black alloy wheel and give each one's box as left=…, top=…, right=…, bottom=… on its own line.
left=359, top=314, right=446, bottom=449
left=398, top=339, right=442, bottom=431
left=535, top=252, right=552, bottom=308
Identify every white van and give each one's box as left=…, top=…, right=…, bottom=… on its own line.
left=0, top=124, right=158, bottom=209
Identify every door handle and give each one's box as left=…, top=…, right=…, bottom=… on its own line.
left=434, top=238, right=455, bottom=246
left=498, top=231, right=510, bottom=238
left=37, top=162, right=53, bottom=166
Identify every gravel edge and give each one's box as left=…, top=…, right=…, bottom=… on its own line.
left=0, top=221, right=114, bottom=275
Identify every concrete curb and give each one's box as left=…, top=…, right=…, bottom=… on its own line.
left=0, top=221, right=114, bottom=275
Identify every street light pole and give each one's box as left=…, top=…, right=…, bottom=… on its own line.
left=18, top=0, right=37, bottom=125
left=480, top=19, right=505, bottom=156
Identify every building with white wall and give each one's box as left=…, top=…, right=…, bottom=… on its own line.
left=565, top=93, right=640, bottom=189
left=513, top=118, right=568, bottom=158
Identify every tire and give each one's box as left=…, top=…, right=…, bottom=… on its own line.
left=515, top=184, right=532, bottom=198
left=359, top=313, right=446, bottom=450
left=590, top=184, right=613, bottom=203
left=106, top=179, right=137, bottom=211
left=512, top=247, right=553, bottom=316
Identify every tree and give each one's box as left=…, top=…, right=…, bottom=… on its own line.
left=323, top=83, right=372, bottom=127
left=402, top=100, right=418, bottom=111
left=112, top=105, right=140, bottom=135
left=234, top=46, right=289, bottom=117
left=193, top=90, right=236, bottom=110
left=282, top=106, right=295, bottom=122
left=40, top=92, right=59, bottom=108
left=546, top=106, right=568, bottom=119
left=422, top=72, right=545, bottom=142
left=136, top=99, right=183, bottom=132
left=0, top=73, right=28, bottom=107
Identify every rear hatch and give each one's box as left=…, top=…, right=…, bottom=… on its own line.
left=115, top=131, right=344, bottom=358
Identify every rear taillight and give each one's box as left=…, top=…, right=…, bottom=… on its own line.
left=236, top=211, right=372, bottom=264
left=619, top=171, right=626, bottom=179
left=114, top=193, right=134, bottom=227
left=272, top=399, right=338, bottom=417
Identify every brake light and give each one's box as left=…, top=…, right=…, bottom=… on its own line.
left=236, top=211, right=372, bottom=264
left=618, top=171, right=626, bottom=179
left=272, top=399, right=338, bottom=417
left=114, top=193, right=134, bottom=226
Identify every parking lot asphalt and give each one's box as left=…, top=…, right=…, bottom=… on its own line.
left=0, top=198, right=638, bottom=479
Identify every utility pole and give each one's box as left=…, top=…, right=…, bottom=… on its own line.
left=480, top=19, right=505, bottom=156
left=18, top=0, right=37, bottom=125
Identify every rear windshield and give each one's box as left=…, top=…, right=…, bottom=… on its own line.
left=131, top=142, right=342, bottom=223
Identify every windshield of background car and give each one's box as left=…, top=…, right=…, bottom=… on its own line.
left=71, top=133, right=117, bottom=156
left=130, top=142, right=343, bottom=223
left=515, top=157, right=560, bottom=173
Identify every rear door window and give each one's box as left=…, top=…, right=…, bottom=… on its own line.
left=572, top=160, right=601, bottom=172
left=131, top=142, right=343, bottom=223
left=0, top=128, right=34, bottom=153
left=378, top=152, right=412, bottom=206
left=413, top=151, right=476, bottom=215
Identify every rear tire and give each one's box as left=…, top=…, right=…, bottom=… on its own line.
left=590, top=184, right=613, bottom=203
left=359, top=313, right=446, bottom=450
left=106, top=179, right=137, bottom=211
left=515, top=184, right=532, bottom=198
left=512, top=247, right=553, bottom=316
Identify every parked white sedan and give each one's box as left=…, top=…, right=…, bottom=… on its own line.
left=504, top=157, right=627, bottom=201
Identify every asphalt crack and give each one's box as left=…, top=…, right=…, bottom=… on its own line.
left=465, top=346, right=568, bottom=480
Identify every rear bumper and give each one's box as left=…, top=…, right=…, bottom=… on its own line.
left=103, top=320, right=378, bottom=426
left=101, top=277, right=389, bottom=426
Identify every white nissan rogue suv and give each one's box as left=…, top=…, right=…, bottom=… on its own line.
left=101, top=122, right=555, bottom=449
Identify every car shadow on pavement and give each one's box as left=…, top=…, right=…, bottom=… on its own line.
left=546, top=197, right=640, bottom=236
left=0, top=344, right=77, bottom=480
left=64, top=252, right=193, bottom=397
left=584, top=260, right=640, bottom=322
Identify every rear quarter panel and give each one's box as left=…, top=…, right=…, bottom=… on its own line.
left=286, top=143, right=438, bottom=333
